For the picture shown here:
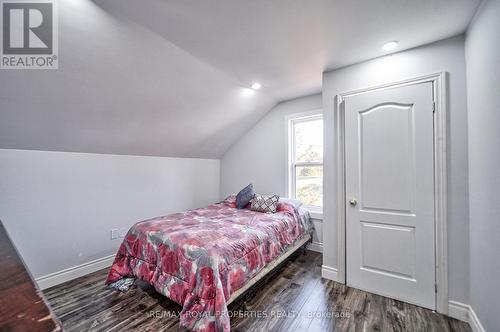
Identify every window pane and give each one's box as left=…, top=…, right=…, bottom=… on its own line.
left=295, top=165, right=323, bottom=207
left=294, top=118, right=323, bottom=162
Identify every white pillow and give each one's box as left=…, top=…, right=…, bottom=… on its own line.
left=279, top=197, right=303, bottom=209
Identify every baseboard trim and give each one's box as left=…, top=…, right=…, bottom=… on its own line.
left=447, top=301, right=485, bottom=332
left=307, top=242, right=323, bottom=253
left=448, top=301, right=470, bottom=322
left=321, top=265, right=339, bottom=281
left=468, top=306, right=486, bottom=332
left=36, top=254, right=116, bottom=290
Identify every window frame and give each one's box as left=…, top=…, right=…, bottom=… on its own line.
left=286, top=111, right=323, bottom=216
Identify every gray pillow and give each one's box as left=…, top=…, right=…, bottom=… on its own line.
left=236, top=184, right=255, bottom=209
left=250, top=194, right=280, bottom=213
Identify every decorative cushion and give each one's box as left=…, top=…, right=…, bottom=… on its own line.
left=250, top=194, right=280, bottom=213
left=235, top=184, right=255, bottom=209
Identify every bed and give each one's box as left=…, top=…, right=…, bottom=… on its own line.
left=105, top=196, right=312, bottom=332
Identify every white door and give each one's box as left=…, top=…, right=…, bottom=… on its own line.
left=344, top=82, right=436, bottom=309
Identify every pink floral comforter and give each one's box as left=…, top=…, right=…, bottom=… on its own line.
left=105, top=196, right=311, bottom=332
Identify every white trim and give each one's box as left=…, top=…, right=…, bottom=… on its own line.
left=309, top=210, right=323, bottom=222
left=334, top=94, right=346, bottom=284
left=447, top=301, right=486, bottom=332
left=36, top=254, right=115, bottom=290
left=321, top=265, right=339, bottom=281
left=448, top=301, right=470, bottom=322
left=307, top=242, right=323, bottom=253
left=334, top=72, right=449, bottom=313
left=469, top=306, right=486, bottom=332
left=433, top=72, right=449, bottom=314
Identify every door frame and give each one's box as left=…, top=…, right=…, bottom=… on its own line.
left=334, top=72, right=448, bottom=314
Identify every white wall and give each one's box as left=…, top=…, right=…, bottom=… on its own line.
left=0, top=149, right=220, bottom=279
left=0, top=0, right=275, bottom=159
left=221, top=94, right=324, bottom=247
left=465, top=0, right=500, bottom=330
left=322, top=36, right=470, bottom=304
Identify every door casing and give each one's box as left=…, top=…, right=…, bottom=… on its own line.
left=333, top=72, right=448, bottom=314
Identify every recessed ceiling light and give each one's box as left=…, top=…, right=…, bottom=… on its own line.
left=251, top=82, right=261, bottom=90
left=381, top=41, right=398, bottom=51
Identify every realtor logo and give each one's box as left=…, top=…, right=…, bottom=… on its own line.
left=1, top=0, right=58, bottom=69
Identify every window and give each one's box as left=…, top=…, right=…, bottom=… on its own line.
left=288, top=113, right=323, bottom=211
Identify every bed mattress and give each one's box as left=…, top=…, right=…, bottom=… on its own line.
left=105, top=196, right=312, bottom=332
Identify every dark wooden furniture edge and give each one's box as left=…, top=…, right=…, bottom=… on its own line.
left=0, top=220, right=62, bottom=332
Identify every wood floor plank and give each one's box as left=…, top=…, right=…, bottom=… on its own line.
left=44, top=251, right=471, bottom=332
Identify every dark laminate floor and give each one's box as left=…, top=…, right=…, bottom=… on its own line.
left=44, top=251, right=471, bottom=332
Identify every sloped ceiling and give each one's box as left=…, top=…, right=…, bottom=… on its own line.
left=0, top=0, right=479, bottom=158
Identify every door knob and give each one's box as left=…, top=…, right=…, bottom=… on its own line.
left=349, top=198, right=357, bottom=206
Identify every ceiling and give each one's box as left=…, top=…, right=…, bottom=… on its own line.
left=0, top=0, right=480, bottom=158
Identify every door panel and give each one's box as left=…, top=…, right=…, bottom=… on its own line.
left=345, top=83, right=435, bottom=309
left=359, top=104, right=415, bottom=214
left=360, top=222, right=416, bottom=280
